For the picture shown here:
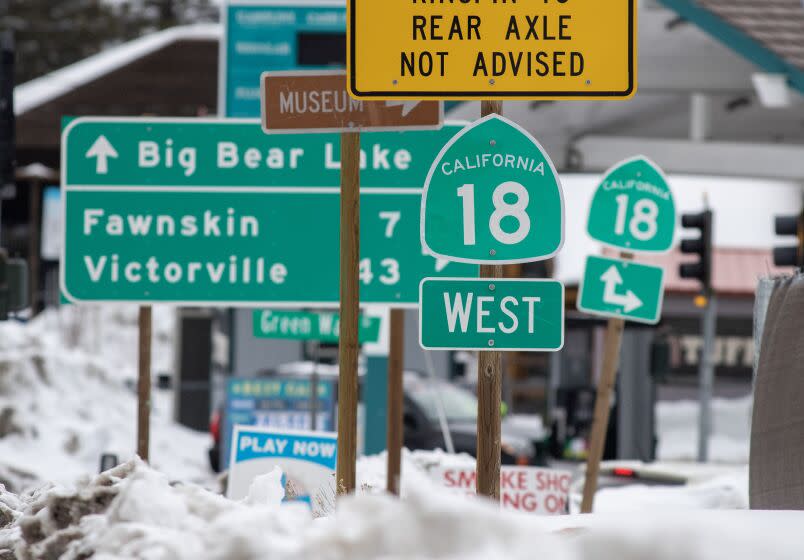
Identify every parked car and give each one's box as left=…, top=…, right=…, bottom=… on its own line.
left=208, top=366, right=548, bottom=472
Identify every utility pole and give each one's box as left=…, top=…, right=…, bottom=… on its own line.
left=679, top=208, right=714, bottom=462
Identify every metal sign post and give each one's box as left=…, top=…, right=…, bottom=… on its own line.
left=697, top=293, right=718, bottom=462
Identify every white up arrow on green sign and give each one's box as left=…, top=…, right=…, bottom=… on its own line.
left=587, top=156, right=676, bottom=253
left=421, top=115, right=564, bottom=265
left=60, top=117, right=476, bottom=306
left=577, top=255, right=665, bottom=324
left=419, top=278, right=564, bottom=351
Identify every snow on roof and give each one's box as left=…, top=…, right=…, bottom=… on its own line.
left=14, top=23, right=220, bottom=116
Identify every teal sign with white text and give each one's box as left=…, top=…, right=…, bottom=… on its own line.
left=60, top=118, right=475, bottom=305
left=577, top=255, right=665, bottom=324
left=419, top=278, right=564, bottom=351
left=587, top=156, right=675, bottom=253
left=221, top=1, right=346, bottom=118
left=421, top=115, right=564, bottom=265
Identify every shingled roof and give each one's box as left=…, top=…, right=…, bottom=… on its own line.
left=699, top=0, right=804, bottom=71
left=659, top=0, right=804, bottom=94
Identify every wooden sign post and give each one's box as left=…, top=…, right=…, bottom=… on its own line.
left=258, top=70, right=446, bottom=496
left=137, top=305, right=152, bottom=462
left=336, top=131, right=360, bottom=495
left=348, top=0, right=637, bottom=504
left=476, top=101, right=503, bottom=500
left=578, top=157, right=676, bottom=512
left=386, top=308, right=405, bottom=495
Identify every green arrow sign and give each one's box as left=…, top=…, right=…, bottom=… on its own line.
left=421, top=115, right=564, bottom=264
left=587, top=156, right=676, bottom=253
left=253, top=310, right=381, bottom=343
left=419, top=278, right=564, bottom=351
left=577, top=255, right=665, bottom=324
left=60, top=118, right=476, bottom=305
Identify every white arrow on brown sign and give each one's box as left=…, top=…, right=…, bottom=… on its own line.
left=261, top=70, right=443, bottom=134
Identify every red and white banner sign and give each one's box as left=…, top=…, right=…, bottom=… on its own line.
left=430, top=466, right=571, bottom=515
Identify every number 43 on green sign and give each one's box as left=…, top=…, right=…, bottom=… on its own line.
left=421, top=115, right=564, bottom=264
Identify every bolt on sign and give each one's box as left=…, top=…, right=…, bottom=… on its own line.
left=60, top=117, right=476, bottom=306
left=347, top=0, right=637, bottom=100
left=587, top=156, right=676, bottom=253
left=419, top=278, right=564, bottom=351
left=577, top=255, right=665, bottom=324
left=421, top=115, right=564, bottom=265
left=253, top=309, right=381, bottom=343
left=261, top=70, right=443, bottom=133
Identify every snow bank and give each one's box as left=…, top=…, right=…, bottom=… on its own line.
left=1, top=459, right=800, bottom=560
left=656, top=396, right=752, bottom=463
left=0, top=306, right=211, bottom=491
left=590, top=469, right=748, bottom=513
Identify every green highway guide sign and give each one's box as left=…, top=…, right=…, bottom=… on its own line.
left=587, top=156, right=676, bottom=253
left=61, top=117, right=476, bottom=306
left=577, top=255, right=665, bottom=324
left=253, top=309, right=381, bottom=343
left=421, top=115, right=564, bottom=265
left=419, top=278, right=564, bottom=351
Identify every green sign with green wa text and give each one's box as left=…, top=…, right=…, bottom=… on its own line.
left=253, top=310, right=380, bottom=343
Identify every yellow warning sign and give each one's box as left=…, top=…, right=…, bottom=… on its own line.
left=347, top=0, right=637, bottom=100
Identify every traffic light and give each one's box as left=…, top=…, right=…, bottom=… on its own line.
left=679, top=210, right=713, bottom=294
left=772, top=212, right=804, bottom=268
left=0, top=249, right=28, bottom=321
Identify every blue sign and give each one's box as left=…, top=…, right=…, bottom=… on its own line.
left=221, top=1, right=346, bottom=118
left=227, top=426, right=337, bottom=501
left=222, top=376, right=336, bottom=469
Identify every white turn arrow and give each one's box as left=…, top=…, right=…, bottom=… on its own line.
left=385, top=100, right=421, bottom=117
left=85, top=135, right=118, bottom=175
left=601, top=265, right=642, bottom=313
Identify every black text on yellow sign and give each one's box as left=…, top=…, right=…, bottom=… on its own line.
left=348, top=0, right=637, bottom=100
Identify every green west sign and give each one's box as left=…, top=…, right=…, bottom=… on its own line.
left=419, top=278, right=564, bottom=351
left=577, top=255, right=665, bottom=324
left=61, top=118, right=476, bottom=305
left=253, top=309, right=381, bottom=343
left=421, top=115, right=564, bottom=265
left=587, top=156, right=676, bottom=253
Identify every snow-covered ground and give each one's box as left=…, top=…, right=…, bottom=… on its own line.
left=656, top=395, right=752, bottom=464
left=1, top=458, right=800, bottom=560
left=0, top=306, right=773, bottom=558
left=0, top=306, right=212, bottom=492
